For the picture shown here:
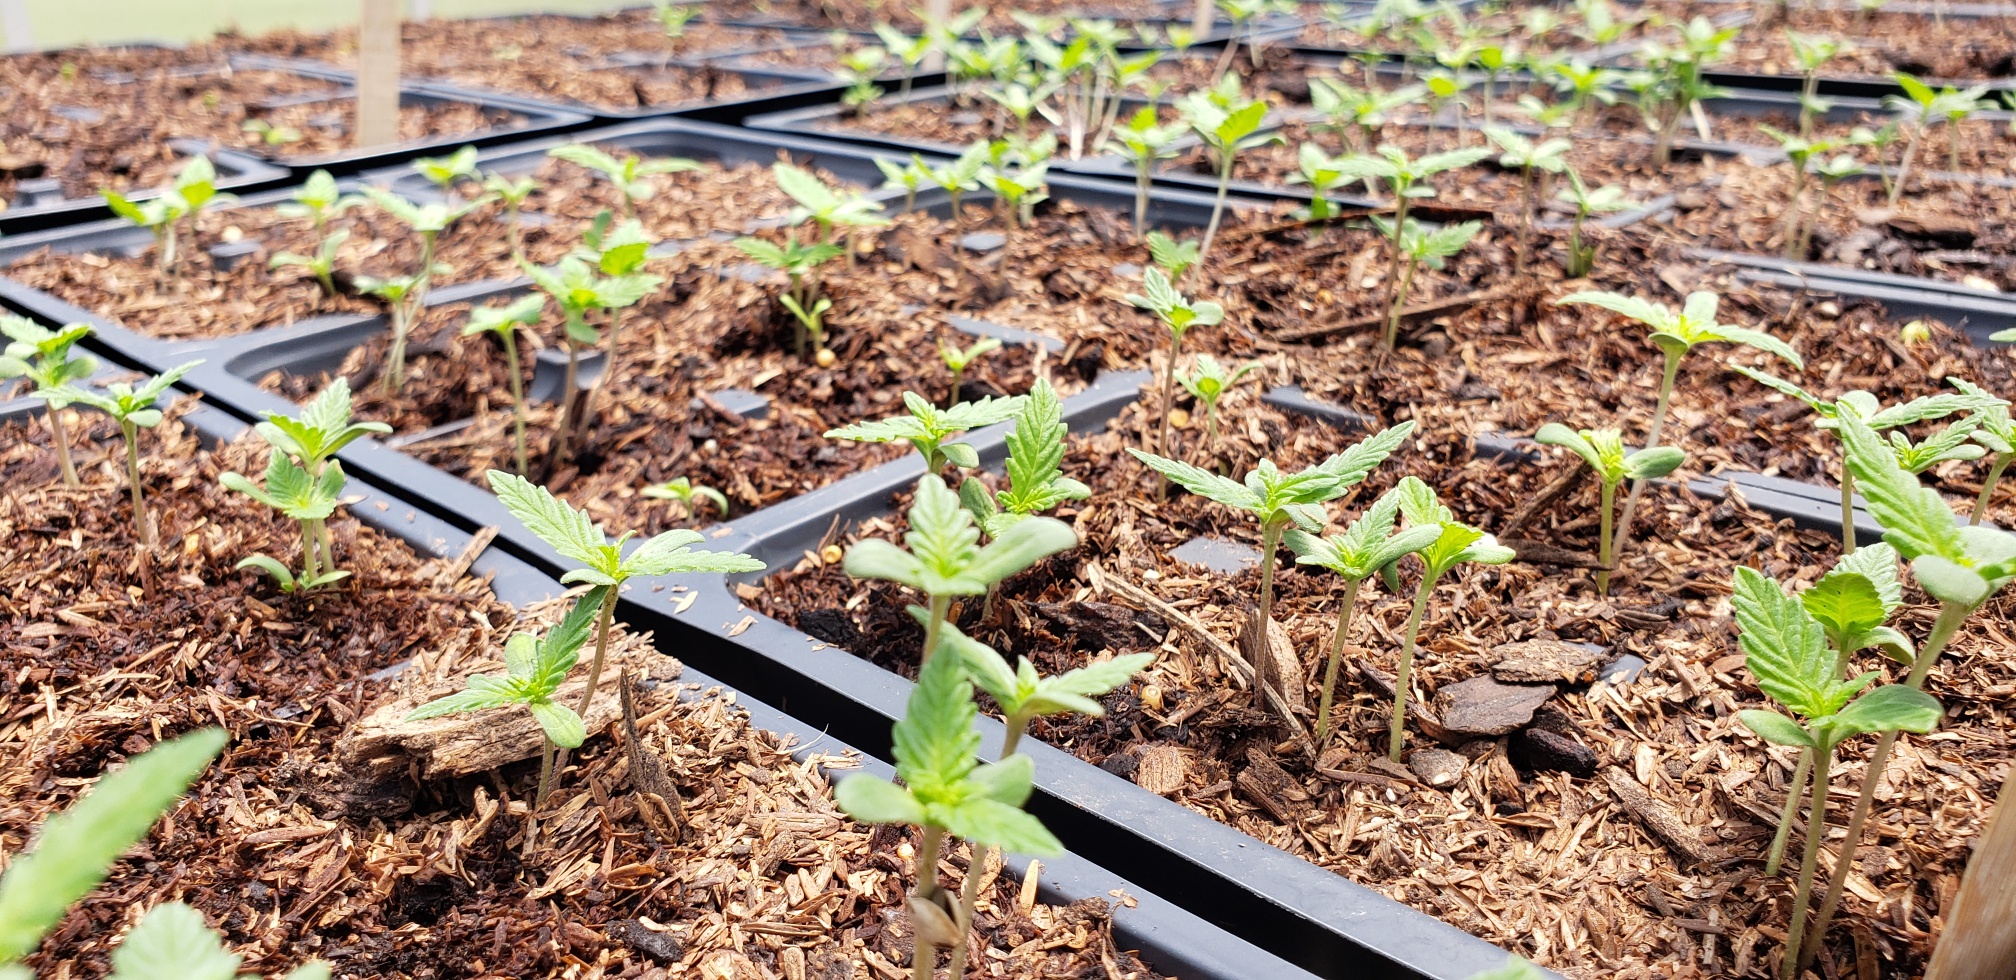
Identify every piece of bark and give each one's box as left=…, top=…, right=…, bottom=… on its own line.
left=1408, top=747, right=1468, bottom=788
left=1354, top=659, right=1449, bottom=742
left=1435, top=675, right=1557, bottom=738
left=1492, top=640, right=1608, bottom=685
left=1133, top=744, right=1186, bottom=796
left=1499, top=538, right=1607, bottom=570
left=341, top=635, right=680, bottom=783
left=1273, top=281, right=1547, bottom=342
left=620, top=669, right=686, bottom=844
left=1032, top=600, right=1164, bottom=651
left=1602, top=766, right=1710, bottom=867
left=1241, top=611, right=1306, bottom=717
left=1500, top=459, right=1590, bottom=538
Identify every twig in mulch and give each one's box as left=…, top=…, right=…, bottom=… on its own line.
left=1602, top=766, right=1711, bottom=868
left=1500, top=460, right=1590, bottom=539
left=620, top=669, right=686, bottom=844
left=1272, top=281, right=1550, bottom=343
left=435, top=525, right=497, bottom=588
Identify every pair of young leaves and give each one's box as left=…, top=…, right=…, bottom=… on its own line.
left=406, top=584, right=613, bottom=749
left=1285, top=475, right=1513, bottom=589
left=1129, top=421, right=1417, bottom=535
left=827, top=390, right=1026, bottom=472
left=102, top=156, right=230, bottom=233
left=1734, top=368, right=1997, bottom=476
left=221, top=380, right=390, bottom=588
left=489, top=471, right=766, bottom=593
left=1534, top=425, right=1687, bottom=491
left=0, top=319, right=94, bottom=397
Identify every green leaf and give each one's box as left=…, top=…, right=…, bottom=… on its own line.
left=1731, top=566, right=1836, bottom=718
left=231, top=554, right=296, bottom=589
left=405, top=682, right=519, bottom=722
left=1801, top=571, right=1888, bottom=642
left=1128, top=449, right=1256, bottom=512
left=1464, top=956, right=1548, bottom=980
left=1836, top=412, right=1965, bottom=563
left=527, top=700, right=587, bottom=749
left=1737, top=709, right=1815, bottom=747
left=1622, top=445, right=1686, bottom=480
left=891, top=642, right=980, bottom=796
left=623, top=528, right=764, bottom=578
left=1315, top=421, right=1415, bottom=488
left=0, top=728, right=225, bottom=962
left=1834, top=542, right=1904, bottom=613
left=938, top=798, right=1063, bottom=856
left=488, top=471, right=611, bottom=571
left=1825, top=684, right=1943, bottom=738
left=961, top=516, right=1077, bottom=588
left=1555, top=291, right=1674, bottom=330
left=834, top=774, right=927, bottom=826
left=108, top=902, right=239, bottom=980
left=1912, top=555, right=1989, bottom=607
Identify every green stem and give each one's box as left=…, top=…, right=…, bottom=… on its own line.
left=534, top=737, right=556, bottom=805
left=945, top=714, right=1032, bottom=980
left=121, top=422, right=151, bottom=548
left=1155, top=329, right=1185, bottom=502
left=298, top=519, right=322, bottom=585
left=47, top=406, right=79, bottom=487
left=1970, top=453, right=2010, bottom=526
left=1515, top=165, right=1533, bottom=276
left=1316, top=577, right=1365, bottom=748
left=921, top=593, right=951, bottom=665
left=1606, top=352, right=1682, bottom=589
left=552, top=333, right=582, bottom=468
left=1133, top=160, right=1151, bottom=239
left=1764, top=747, right=1813, bottom=877
left=1782, top=169, right=1808, bottom=260
left=1890, top=127, right=1923, bottom=206
left=1595, top=477, right=1616, bottom=595
left=1381, top=196, right=1411, bottom=349
left=1389, top=573, right=1437, bottom=762
left=504, top=330, right=528, bottom=476
left=1797, top=600, right=1971, bottom=971
left=911, top=825, right=947, bottom=980
left=1195, top=153, right=1234, bottom=284
left=1384, top=256, right=1418, bottom=351
left=1781, top=741, right=1835, bottom=980
left=572, top=586, right=620, bottom=716
left=1254, top=519, right=1285, bottom=715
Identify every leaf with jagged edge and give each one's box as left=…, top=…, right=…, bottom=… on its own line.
left=1835, top=412, right=1966, bottom=564
left=1733, top=566, right=1873, bottom=719
left=622, top=528, right=764, bottom=578
left=996, top=379, right=1089, bottom=519
left=1129, top=449, right=1258, bottom=513
left=107, top=902, right=240, bottom=980
left=488, top=471, right=612, bottom=572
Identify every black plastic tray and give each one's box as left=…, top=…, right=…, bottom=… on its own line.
left=0, top=139, right=288, bottom=237
left=0, top=362, right=1310, bottom=980
left=1688, top=247, right=2016, bottom=343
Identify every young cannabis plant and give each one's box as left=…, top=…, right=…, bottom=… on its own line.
left=1483, top=127, right=1569, bottom=275
left=271, top=228, right=348, bottom=299
left=775, top=160, right=890, bottom=264
left=655, top=1, right=698, bottom=53
left=547, top=143, right=702, bottom=219
left=1634, top=18, right=1737, bottom=165
left=838, top=45, right=889, bottom=113
left=832, top=647, right=1063, bottom=980
left=484, top=172, right=539, bottom=258
left=1337, top=145, right=1492, bottom=346
left=939, top=336, right=1001, bottom=406
left=1286, top=482, right=1441, bottom=747
left=358, top=187, right=486, bottom=392
left=642, top=476, right=729, bottom=520
left=1535, top=425, right=1686, bottom=594
left=412, top=144, right=481, bottom=199
left=1790, top=411, right=2016, bottom=973
left=490, top=470, right=763, bottom=726
left=1881, top=74, right=1990, bottom=203
left=1949, top=377, right=2016, bottom=524
left=518, top=253, right=661, bottom=466
left=1371, top=217, right=1480, bottom=348
left=102, top=156, right=233, bottom=281
left=873, top=24, right=934, bottom=97
left=826, top=391, right=1026, bottom=473
left=1147, top=231, right=1201, bottom=282
left=1131, top=422, right=1415, bottom=715
left=243, top=378, right=391, bottom=589
left=977, top=162, right=1051, bottom=232
left=1555, top=168, right=1632, bottom=277
left=1758, top=125, right=1841, bottom=259
left=1177, top=353, right=1261, bottom=464
left=845, top=472, right=1077, bottom=666
left=0, top=317, right=95, bottom=486
left=959, top=378, right=1090, bottom=538
left=876, top=155, right=932, bottom=213
left=733, top=233, right=845, bottom=358
left=1289, top=143, right=1358, bottom=224
left=1309, top=79, right=1425, bottom=156
left=1126, top=266, right=1225, bottom=488
left=573, top=214, right=661, bottom=425
left=1105, top=106, right=1186, bottom=237
left=0, top=728, right=231, bottom=975
left=927, top=144, right=988, bottom=230
left=1558, top=290, right=1801, bottom=587
left=1731, top=565, right=1942, bottom=980
left=1178, top=79, right=1277, bottom=276
left=460, top=293, right=546, bottom=476
left=221, top=448, right=351, bottom=592
left=408, top=585, right=608, bottom=803
left=1786, top=32, right=1843, bottom=137
left=61, top=362, right=202, bottom=549
left=276, top=169, right=359, bottom=252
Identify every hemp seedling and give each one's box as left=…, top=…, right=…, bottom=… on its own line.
left=409, top=586, right=609, bottom=803
left=1483, top=127, right=1569, bottom=275
left=1126, top=266, right=1224, bottom=485
left=655, top=1, right=698, bottom=53
left=1633, top=18, right=1737, bottom=165
left=1289, top=143, right=1358, bottom=224
left=939, top=336, right=1001, bottom=405
left=959, top=378, right=1090, bottom=537
left=359, top=187, right=486, bottom=392
left=1758, top=125, right=1841, bottom=259
left=1371, top=217, right=1480, bottom=347
left=412, top=144, right=481, bottom=199
left=490, top=471, right=763, bottom=728
left=548, top=143, right=702, bottom=219
left=1104, top=107, right=1186, bottom=237
left=1146, top=231, right=1201, bottom=281
left=733, top=233, right=845, bottom=357
left=221, top=449, right=351, bottom=592
left=1178, top=78, right=1278, bottom=276
left=102, top=156, right=233, bottom=280
left=1384, top=477, right=1515, bottom=760
left=0, top=728, right=228, bottom=972
left=1881, top=74, right=1989, bottom=203
left=518, top=253, right=661, bottom=466
left=1131, top=421, right=1415, bottom=716
left=0, top=318, right=95, bottom=486
left=270, top=229, right=348, bottom=299
left=1309, top=79, right=1424, bottom=156
left=1847, top=120, right=1903, bottom=199
left=1949, top=377, right=2016, bottom=524
left=460, top=293, right=546, bottom=476
left=845, top=472, right=1077, bottom=665
left=1286, top=483, right=1442, bottom=747
left=826, top=391, right=1025, bottom=472
left=837, top=45, right=889, bottom=113
left=573, top=214, right=661, bottom=426
left=927, top=144, right=988, bottom=229
left=60, top=362, right=202, bottom=548
left=775, top=160, right=890, bottom=252
left=1177, top=353, right=1261, bottom=464
left=832, top=648, right=1063, bottom=980
left=1790, top=411, right=2016, bottom=973
left=875, top=155, right=932, bottom=213
left=1534, top=425, right=1686, bottom=594
left=642, top=476, right=729, bottom=520
left=1334, top=145, right=1492, bottom=347
left=484, top=172, right=539, bottom=258
left=1555, top=168, right=1632, bottom=277
left=873, top=24, right=934, bottom=97
left=1558, top=290, right=1801, bottom=584
left=977, top=161, right=1050, bottom=231
left=1731, top=566, right=1942, bottom=980
left=250, top=378, right=391, bottom=584
left=276, top=169, right=359, bottom=247
left=1786, top=32, right=1844, bottom=136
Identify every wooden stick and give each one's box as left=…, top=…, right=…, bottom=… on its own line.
left=1602, top=766, right=1710, bottom=868
left=355, top=0, right=401, bottom=148
left=1273, top=282, right=1547, bottom=343
left=1925, top=771, right=2016, bottom=979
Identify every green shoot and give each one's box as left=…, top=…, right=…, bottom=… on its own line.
left=876, top=154, right=932, bottom=213
left=976, top=161, right=1050, bottom=232
left=1371, top=216, right=1480, bottom=347
left=1786, top=32, right=1844, bottom=137
left=1554, top=168, right=1632, bottom=277
left=775, top=160, right=890, bottom=250
left=251, top=377, right=390, bottom=584
left=1847, top=121, right=1902, bottom=200
left=1131, top=421, right=1415, bottom=716
left=1289, top=143, right=1357, bottom=224
left=0, top=728, right=227, bottom=968
left=1949, top=377, right=2015, bottom=524
left=1333, top=145, right=1492, bottom=347
left=489, top=470, right=763, bottom=730
left=655, top=1, right=698, bottom=51
left=1146, top=231, right=1201, bottom=282
left=483, top=172, right=539, bottom=259
left=939, top=336, right=1001, bottom=406
left=1176, top=353, right=1261, bottom=464
left=959, top=377, right=1090, bottom=538
left=1483, top=127, right=1569, bottom=275
left=275, top=169, right=359, bottom=246
left=1758, top=125, right=1841, bottom=259
left=242, top=119, right=303, bottom=145
left=1285, top=483, right=1441, bottom=747
left=780, top=295, right=835, bottom=363
left=1126, top=266, right=1225, bottom=487
left=873, top=24, right=934, bottom=97
left=825, top=391, right=1025, bottom=473
left=408, top=586, right=609, bottom=803
left=1881, top=73, right=1990, bottom=202
left=1886, top=414, right=1985, bottom=474
left=1732, top=565, right=1942, bottom=980
left=1384, top=478, right=1515, bottom=760
left=1632, top=17, right=1736, bottom=165
left=1534, top=424, right=1686, bottom=593
left=358, top=187, right=486, bottom=392
left=102, top=156, right=234, bottom=280
left=221, top=449, right=351, bottom=592
left=460, top=293, right=545, bottom=476
left=412, top=144, right=481, bottom=199
left=1177, top=77, right=1278, bottom=277
left=844, top=472, right=1077, bottom=669
left=733, top=233, right=846, bottom=358
left=642, top=476, right=729, bottom=521
left=574, top=213, right=660, bottom=431
left=59, top=361, right=202, bottom=549
left=1309, top=79, right=1424, bottom=155
left=927, top=144, right=988, bottom=230
left=0, top=317, right=96, bottom=486
left=1558, top=290, right=1801, bottom=587
left=838, top=45, right=888, bottom=114
left=270, top=228, right=347, bottom=299
left=1104, top=107, right=1186, bottom=237
left=547, top=143, right=702, bottom=219
left=517, top=253, right=660, bottom=466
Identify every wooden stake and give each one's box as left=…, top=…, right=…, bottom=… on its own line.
left=1926, top=773, right=2016, bottom=980
left=355, top=0, right=401, bottom=149
left=1191, top=0, right=1215, bottom=38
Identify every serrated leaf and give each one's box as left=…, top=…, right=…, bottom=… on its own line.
left=1733, top=566, right=1837, bottom=718
left=834, top=774, right=927, bottom=826
left=1800, top=571, right=1888, bottom=642
left=1836, top=413, right=1964, bottom=563
left=527, top=700, right=587, bottom=749
left=1128, top=449, right=1256, bottom=512
left=938, top=798, right=1062, bottom=856
left=109, top=902, right=239, bottom=980
left=488, top=471, right=610, bottom=570
left=892, top=643, right=980, bottom=795
left=623, top=528, right=764, bottom=578
left=1823, top=684, right=1943, bottom=739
